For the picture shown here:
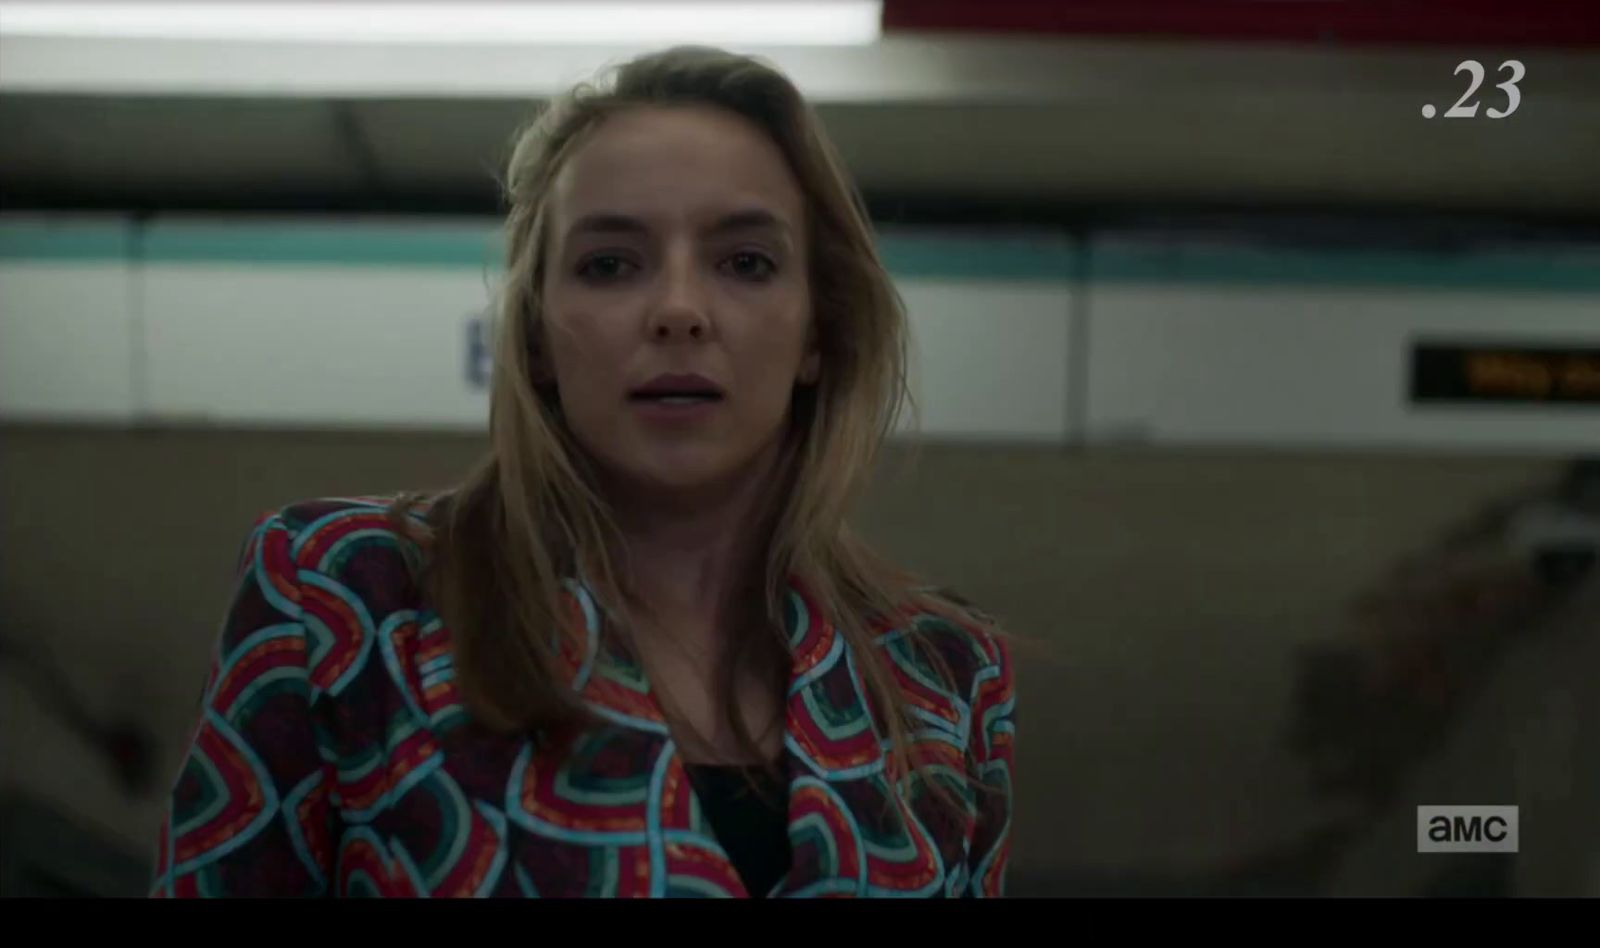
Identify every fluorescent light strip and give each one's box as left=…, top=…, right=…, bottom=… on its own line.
left=0, top=2, right=882, bottom=46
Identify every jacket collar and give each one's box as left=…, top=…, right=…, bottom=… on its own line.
left=554, top=576, right=888, bottom=781
left=488, top=575, right=955, bottom=897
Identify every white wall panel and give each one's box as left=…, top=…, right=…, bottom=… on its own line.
left=141, top=263, right=494, bottom=429
left=0, top=261, right=137, bottom=423
left=896, top=278, right=1071, bottom=442
left=1086, top=283, right=1600, bottom=452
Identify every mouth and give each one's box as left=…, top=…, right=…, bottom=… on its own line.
left=629, top=393, right=723, bottom=406
left=627, top=373, right=726, bottom=406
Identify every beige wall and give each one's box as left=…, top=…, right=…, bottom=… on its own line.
left=1, top=424, right=1587, bottom=894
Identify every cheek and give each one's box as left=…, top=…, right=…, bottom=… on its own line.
left=544, top=281, right=612, bottom=363
left=542, top=303, right=627, bottom=408
left=734, top=309, right=814, bottom=407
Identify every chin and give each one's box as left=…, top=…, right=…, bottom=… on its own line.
left=634, top=458, right=737, bottom=493
left=586, top=425, right=789, bottom=502
left=623, top=446, right=768, bottom=497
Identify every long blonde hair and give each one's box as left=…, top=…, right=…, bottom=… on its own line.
left=392, top=46, right=994, bottom=792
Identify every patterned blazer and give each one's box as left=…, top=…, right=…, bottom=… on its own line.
left=151, top=497, right=1016, bottom=897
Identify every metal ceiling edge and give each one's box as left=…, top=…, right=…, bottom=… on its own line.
left=6, top=33, right=1597, bottom=102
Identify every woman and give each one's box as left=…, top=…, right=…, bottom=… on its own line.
left=151, top=45, right=1015, bottom=899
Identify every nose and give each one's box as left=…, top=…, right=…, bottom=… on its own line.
left=646, top=246, right=711, bottom=342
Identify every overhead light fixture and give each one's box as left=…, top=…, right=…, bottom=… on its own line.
left=0, top=2, right=883, bottom=46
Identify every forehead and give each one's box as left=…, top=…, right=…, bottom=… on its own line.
left=549, top=105, right=804, bottom=228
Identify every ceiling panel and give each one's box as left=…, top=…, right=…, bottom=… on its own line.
left=0, top=96, right=365, bottom=206
left=2, top=36, right=1597, bottom=220
left=349, top=99, right=532, bottom=196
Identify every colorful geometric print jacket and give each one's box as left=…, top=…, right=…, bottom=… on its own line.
left=151, top=496, right=1016, bottom=897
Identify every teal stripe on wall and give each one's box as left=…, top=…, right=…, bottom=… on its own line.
left=4, top=217, right=1599, bottom=291
left=1, top=218, right=1078, bottom=281
left=875, top=230, right=1076, bottom=281
left=1090, top=242, right=1600, bottom=292
left=140, top=222, right=504, bottom=269
left=0, top=219, right=135, bottom=262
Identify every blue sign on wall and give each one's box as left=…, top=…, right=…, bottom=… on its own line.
left=466, top=313, right=492, bottom=389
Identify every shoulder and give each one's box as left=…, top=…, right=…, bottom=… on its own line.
left=873, top=587, right=1013, bottom=714
left=267, top=492, right=432, bottom=546
left=232, top=493, right=440, bottom=649
left=246, top=493, right=436, bottom=583
left=233, top=493, right=462, bottom=719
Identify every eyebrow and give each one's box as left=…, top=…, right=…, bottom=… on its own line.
left=566, top=213, right=649, bottom=238
left=564, top=209, right=793, bottom=242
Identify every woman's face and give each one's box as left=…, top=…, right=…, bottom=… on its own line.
left=540, top=105, right=818, bottom=504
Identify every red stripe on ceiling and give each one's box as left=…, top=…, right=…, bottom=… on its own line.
left=880, top=0, right=1600, bottom=48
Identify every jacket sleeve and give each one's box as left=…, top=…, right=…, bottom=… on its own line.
left=151, top=512, right=336, bottom=897
left=965, top=634, right=1016, bottom=897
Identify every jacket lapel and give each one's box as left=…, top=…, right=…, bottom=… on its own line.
left=771, top=580, right=950, bottom=897
left=525, top=579, right=747, bottom=896
left=541, top=577, right=942, bottom=897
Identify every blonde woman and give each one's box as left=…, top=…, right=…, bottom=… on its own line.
left=153, top=46, right=1015, bottom=899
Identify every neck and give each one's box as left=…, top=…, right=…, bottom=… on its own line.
left=608, top=439, right=790, bottom=639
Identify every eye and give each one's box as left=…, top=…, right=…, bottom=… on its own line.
left=576, top=253, right=639, bottom=282
left=720, top=251, right=777, bottom=282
